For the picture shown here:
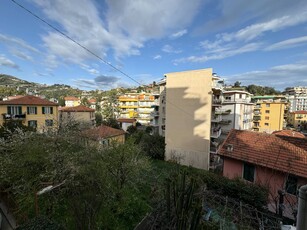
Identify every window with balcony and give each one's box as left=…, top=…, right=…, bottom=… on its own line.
left=27, top=106, right=37, bottom=114
left=243, top=162, right=255, bottom=182
left=42, top=106, right=53, bottom=114
left=7, top=106, right=22, bottom=115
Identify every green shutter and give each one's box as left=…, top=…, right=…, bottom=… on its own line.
left=50, top=107, right=53, bottom=114
left=27, top=107, right=29, bottom=114
left=42, top=107, right=45, bottom=114
left=18, top=106, right=22, bottom=115
left=35, top=107, right=37, bottom=114
left=7, top=106, right=11, bottom=114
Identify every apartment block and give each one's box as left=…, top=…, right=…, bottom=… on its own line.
left=164, top=68, right=216, bottom=170
left=283, top=86, right=307, bottom=112
left=0, top=95, right=59, bottom=132
left=252, top=96, right=288, bottom=133
left=59, top=105, right=96, bottom=128
left=157, top=78, right=166, bottom=136
left=288, top=110, right=307, bottom=130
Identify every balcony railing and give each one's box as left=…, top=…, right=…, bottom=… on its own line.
left=223, top=99, right=250, bottom=103
left=212, top=99, right=223, bottom=105
left=150, top=111, right=159, bottom=117
left=211, top=115, right=222, bottom=122
left=253, top=117, right=261, bottom=121
left=215, top=109, right=231, bottom=115
left=211, top=127, right=222, bottom=138
left=220, top=119, right=232, bottom=125
left=2, top=113, right=26, bottom=119
left=254, top=111, right=261, bottom=115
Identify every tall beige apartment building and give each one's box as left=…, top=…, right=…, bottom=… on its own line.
left=164, top=68, right=217, bottom=170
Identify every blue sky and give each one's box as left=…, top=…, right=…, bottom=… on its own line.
left=0, top=0, right=307, bottom=90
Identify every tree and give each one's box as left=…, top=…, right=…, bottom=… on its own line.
left=234, top=81, right=241, bottom=87
left=102, top=90, right=120, bottom=119
left=95, top=112, right=103, bottom=126
left=102, top=118, right=120, bottom=129
left=80, top=97, right=90, bottom=107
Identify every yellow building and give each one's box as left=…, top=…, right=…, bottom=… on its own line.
left=0, top=95, right=59, bottom=132
left=64, top=96, right=81, bottom=107
left=288, top=110, right=307, bottom=130
left=118, top=94, right=138, bottom=119
left=252, top=96, right=288, bottom=133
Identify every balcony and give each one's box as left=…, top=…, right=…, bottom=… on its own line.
left=212, top=81, right=224, bottom=90
left=220, top=119, right=232, bottom=125
left=212, top=99, right=223, bottom=106
left=253, top=116, right=261, bottom=121
left=2, top=113, right=26, bottom=120
left=211, top=115, right=222, bottom=122
left=215, top=109, right=231, bottom=115
left=150, top=111, right=159, bottom=117
left=223, top=99, right=249, bottom=104
left=253, top=111, right=261, bottom=115
left=254, top=105, right=261, bottom=109
left=211, top=127, right=221, bottom=138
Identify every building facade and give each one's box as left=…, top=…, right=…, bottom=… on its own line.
left=283, top=86, right=307, bottom=112
left=59, top=105, right=96, bottom=128
left=64, top=96, right=81, bottom=107
left=0, top=95, right=59, bottom=132
left=252, top=96, right=288, bottom=133
left=288, top=110, right=307, bottom=130
left=164, top=68, right=215, bottom=170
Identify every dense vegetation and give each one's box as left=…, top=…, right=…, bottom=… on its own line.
left=0, top=123, right=269, bottom=229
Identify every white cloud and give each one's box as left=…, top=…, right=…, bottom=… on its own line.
left=32, top=0, right=201, bottom=66
left=265, top=36, right=307, bottom=51
left=0, top=54, right=19, bottom=69
left=11, top=49, right=33, bottom=61
left=162, top=44, right=182, bottom=54
left=170, top=29, right=187, bottom=39
left=225, top=61, right=307, bottom=90
left=0, top=34, right=39, bottom=53
left=153, top=55, right=162, bottom=60
left=174, top=43, right=261, bottom=63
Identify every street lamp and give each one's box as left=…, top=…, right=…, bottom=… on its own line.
left=35, top=180, right=65, bottom=216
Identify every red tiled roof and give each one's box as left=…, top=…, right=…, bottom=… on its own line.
left=88, top=98, right=96, bottom=104
left=117, top=118, right=136, bottom=123
left=64, top=96, right=79, bottom=101
left=272, top=130, right=305, bottom=138
left=59, top=105, right=95, bottom=112
left=83, top=125, right=125, bottom=140
left=0, top=95, right=58, bottom=106
left=218, top=129, right=307, bottom=178
left=290, top=110, right=307, bottom=114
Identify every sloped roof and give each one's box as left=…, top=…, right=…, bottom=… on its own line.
left=64, top=96, right=79, bottom=101
left=83, top=125, right=125, bottom=140
left=290, top=110, right=307, bottom=114
left=219, top=129, right=307, bottom=178
left=88, top=98, right=96, bottom=104
left=117, top=118, right=136, bottom=123
left=272, top=130, right=305, bottom=138
left=0, top=95, right=58, bottom=106
left=59, top=105, right=95, bottom=112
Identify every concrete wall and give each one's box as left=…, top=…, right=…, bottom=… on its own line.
left=165, top=69, right=212, bottom=170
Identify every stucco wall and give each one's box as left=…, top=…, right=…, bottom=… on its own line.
left=165, top=68, right=212, bottom=170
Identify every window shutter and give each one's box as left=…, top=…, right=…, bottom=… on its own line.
left=35, top=107, right=37, bottom=114
left=50, top=107, right=53, bottom=114
left=42, top=107, right=45, bottom=114
left=27, top=107, right=29, bottom=114
left=7, top=106, right=11, bottom=114
left=18, top=106, right=22, bottom=115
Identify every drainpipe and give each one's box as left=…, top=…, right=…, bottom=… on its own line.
left=296, top=184, right=307, bottom=230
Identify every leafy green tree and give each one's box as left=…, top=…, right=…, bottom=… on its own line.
left=234, top=81, right=241, bottom=87
left=80, top=97, right=90, bottom=107
left=102, top=90, right=120, bottom=119
left=95, top=112, right=103, bottom=126
left=102, top=118, right=120, bottom=129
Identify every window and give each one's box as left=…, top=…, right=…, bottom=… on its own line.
left=28, top=120, right=37, bottom=128
left=42, top=106, right=53, bottom=114
left=27, top=106, right=37, bottom=114
left=45, top=119, right=53, bottom=126
left=265, top=110, right=270, bottom=114
left=265, top=116, right=269, bottom=120
left=243, top=163, right=255, bottom=182
left=266, top=104, right=270, bottom=107
left=239, top=94, right=242, bottom=99
left=7, top=106, right=22, bottom=115
left=265, top=123, right=269, bottom=126
left=225, top=96, right=231, bottom=100
left=285, top=175, right=298, bottom=195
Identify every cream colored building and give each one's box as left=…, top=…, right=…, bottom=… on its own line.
left=64, top=96, right=81, bottom=107
left=59, top=105, right=96, bottom=128
left=164, top=69, right=214, bottom=170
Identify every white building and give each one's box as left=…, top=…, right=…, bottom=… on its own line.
left=284, top=86, right=307, bottom=112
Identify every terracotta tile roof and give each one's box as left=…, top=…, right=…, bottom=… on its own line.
left=272, top=130, right=306, bottom=138
left=218, top=129, right=307, bottom=178
left=83, top=125, right=125, bottom=140
left=0, top=95, right=58, bottom=106
left=290, top=110, right=307, bottom=114
left=88, top=98, right=96, bottom=104
left=64, top=96, right=80, bottom=101
left=59, top=105, right=95, bottom=112
left=117, top=118, right=136, bottom=123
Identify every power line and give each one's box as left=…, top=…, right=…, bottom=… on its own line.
left=9, top=0, right=198, bottom=118
left=10, top=0, right=141, bottom=86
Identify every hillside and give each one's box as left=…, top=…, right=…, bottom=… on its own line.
left=0, top=74, right=33, bottom=86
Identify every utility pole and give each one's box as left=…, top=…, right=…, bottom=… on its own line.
left=296, top=184, right=307, bottom=230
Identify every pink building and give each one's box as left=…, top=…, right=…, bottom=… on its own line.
left=218, top=129, right=307, bottom=220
